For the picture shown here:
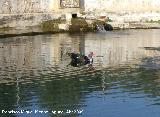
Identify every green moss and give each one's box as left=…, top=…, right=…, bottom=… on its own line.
left=71, top=18, right=88, bottom=26
left=40, top=19, right=66, bottom=31
left=92, top=20, right=105, bottom=25
left=0, top=27, right=13, bottom=31
left=90, top=20, right=105, bottom=30
left=146, top=20, right=160, bottom=23
left=70, top=18, right=89, bottom=32
left=107, top=17, right=113, bottom=22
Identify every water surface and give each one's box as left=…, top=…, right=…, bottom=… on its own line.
left=0, top=29, right=160, bottom=117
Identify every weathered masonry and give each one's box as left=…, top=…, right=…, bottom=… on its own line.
left=85, top=0, right=160, bottom=13
left=52, top=0, right=85, bottom=20
left=0, top=0, right=85, bottom=30
left=53, top=0, right=85, bottom=14
left=0, top=0, right=84, bottom=14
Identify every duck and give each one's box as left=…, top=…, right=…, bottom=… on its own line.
left=68, top=52, right=94, bottom=67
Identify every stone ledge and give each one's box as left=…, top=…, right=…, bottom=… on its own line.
left=0, top=30, right=66, bottom=38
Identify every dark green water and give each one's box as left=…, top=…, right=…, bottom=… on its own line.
left=0, top=29, right=160, bottom=117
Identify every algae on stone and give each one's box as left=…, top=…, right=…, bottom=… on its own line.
left=69, top=17, right=89, bottom=32
left=40, top=19, right=66, bottom=31
left=0, top=27, right=14, bottom=33
left=146, top=20, right=160, bottom=23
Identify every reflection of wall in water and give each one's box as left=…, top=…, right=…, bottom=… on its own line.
left=0, top=37, right=58, bottom=78
left=84, top=31, right=160, bottom=67
left=70, top=34, right=85, bottom=54
left=51, top=34, right=85, bottom=62
left=0, top=34, right=86, bottom=78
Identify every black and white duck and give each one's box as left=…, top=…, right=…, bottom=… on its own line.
left=68, top=52, right=94, bottom=67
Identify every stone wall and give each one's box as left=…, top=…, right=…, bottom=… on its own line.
left=0, top=0, right=84, bottom=14
left=0, top=0, right=51, bottom=14
left=0, top=0, right=160, bottom=32
left=85, top=0, right=160, bottom=13
left=0, top=0, right=85, bottom=32
left=84, top=0, right=160, bottom=22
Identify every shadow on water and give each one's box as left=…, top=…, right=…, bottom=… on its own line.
left=1, top=30, right=160, bottom=116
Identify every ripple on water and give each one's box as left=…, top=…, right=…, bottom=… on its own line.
left=1, top=31, right=160, bottom=117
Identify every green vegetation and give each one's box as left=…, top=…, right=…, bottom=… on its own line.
left=146, top=20, right=160, bottom=23
left=107, top=17, right=113, bottom=22
left=70, top=17, right=89, bottom=32
left=71, top=18, right=88, bottom=26
left=92, top=20, right=105, bottom=25
left=91, top=20, right=105, bottom=31
left=40, top=19, right=66, bottom=31
left=0, top=27, right=13, bottom=32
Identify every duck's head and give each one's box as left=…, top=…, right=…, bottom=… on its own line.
left=88, top=52, right=94, bottom=58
